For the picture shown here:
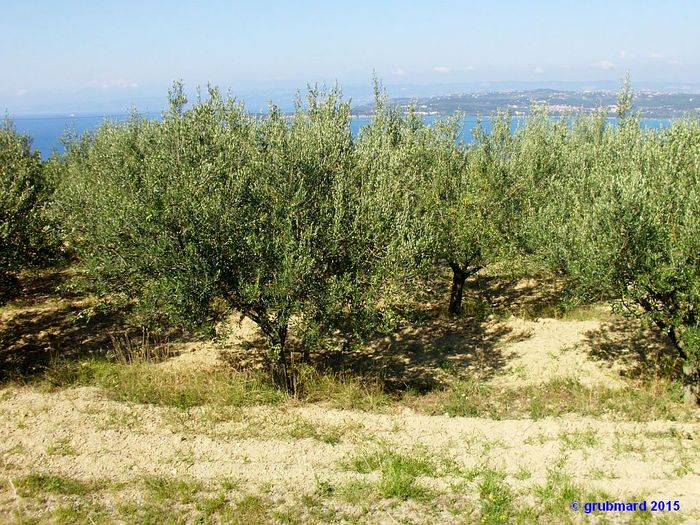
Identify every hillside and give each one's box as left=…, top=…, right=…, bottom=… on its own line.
left=352, top=89, right=700, bottom=118
left=1, top=269, right=698, bottom=524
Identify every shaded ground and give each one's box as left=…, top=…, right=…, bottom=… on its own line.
left=216, top=273, right=678, bottom=394
left=314, top=316, right=516, bottom=394
left=476, top=272, right=570, bottom=318
left=582, top=317, right=682, bottom=380
left=0, top=268, right=195, bottom=381
left=215, top=279, right=520, bottom=393
left=0, top=268, right=128, bottom=380
left=217, top=272, right=566, bottom=394
left=1, top=268, right=683, bottom=394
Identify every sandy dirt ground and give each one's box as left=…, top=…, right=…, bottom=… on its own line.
left=1, top=271, right=699, bottom=523
left=0, top=384, right=699, bottom=523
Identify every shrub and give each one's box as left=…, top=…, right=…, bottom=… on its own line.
left=519, top=83, right=700, bottom=404
left=0, top=118, right=55, bottom=303
left=56, top=84, right=389, bottom=389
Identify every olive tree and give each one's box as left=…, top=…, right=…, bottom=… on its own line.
left=352, top=92, right=440, bottom=302
left=522, top=86, right=700, bottom=404
left=424, top=111, right=544, bottom=315
left=605, top=117, right=700, bottom=404
left=0, top=118, right=53, bottom=303
left=57, top=83, right=377, bottom=389
left=354, top=88, right=510, bottom=315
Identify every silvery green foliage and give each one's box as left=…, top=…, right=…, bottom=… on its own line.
left=512, top=104, right=700, bottom=400
left=0, top=118, right=52, bottom=301
left=353, top=90, right=439, bottom=277
left=54, top=78, right=700, bottom=397
left=56, top=83, right=382, bottom=387
left=354, top=85, right=512, bottom=314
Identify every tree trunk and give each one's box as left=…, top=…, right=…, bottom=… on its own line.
left=636, top=301, right=699, bottom=406
left=663, top=329, right=699, bottom=406
left=269, top=323, right=292, bottom=392
left=682, top=363, right=699, bottom=406
left=270, top=353, right=290, bottom=392
left=448, top=263, right=468, bottom=315
left=0, top=271, right=21, bottom=305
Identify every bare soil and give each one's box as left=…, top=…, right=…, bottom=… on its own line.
left=0, top=269, right=698, bottom=523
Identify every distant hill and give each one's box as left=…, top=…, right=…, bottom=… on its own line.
left=352, top=89, right=700, bottom=118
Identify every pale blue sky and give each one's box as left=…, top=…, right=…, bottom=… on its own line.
left=2, top=0, right=699, bottom=113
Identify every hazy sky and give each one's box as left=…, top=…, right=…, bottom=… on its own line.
left=2, top=0, right=699, bottom=113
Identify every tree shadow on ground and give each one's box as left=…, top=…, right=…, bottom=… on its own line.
left=581, top=316, right=682, bottom=380
left=475, top=273, right=572, bottom=319
left=220, top=274, right=551, bottom=394
left=218, top=328, right=270, bottom=372
left=307, top=289, right=530, bottom=394
left=0, top=268, right=183, bottom=382
left=476, top=272, right=683, bottom=381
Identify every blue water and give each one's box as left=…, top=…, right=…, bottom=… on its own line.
left=12, top=113, right=673, bottom=160
left=13, top=112, right=162, bottom=159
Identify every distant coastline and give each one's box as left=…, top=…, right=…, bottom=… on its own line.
left=352, top=89, right=700, bottom=119
left=12, top=112, right=676, bottom=161
left=9, top=89, right=693, bottom=160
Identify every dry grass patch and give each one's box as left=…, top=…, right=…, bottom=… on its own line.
left=339, top=445, right=462, bottom=503
left=23, top=354, right=698, bottom=424
left=412, top=376, right=694, bottom=421
left=36, top=358, right=285, bottom=409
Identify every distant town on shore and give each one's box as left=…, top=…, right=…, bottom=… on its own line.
left=352, top=89, right=700, bottom=118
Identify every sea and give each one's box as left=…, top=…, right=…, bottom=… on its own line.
left=11, top=113, right=674, bottom=160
